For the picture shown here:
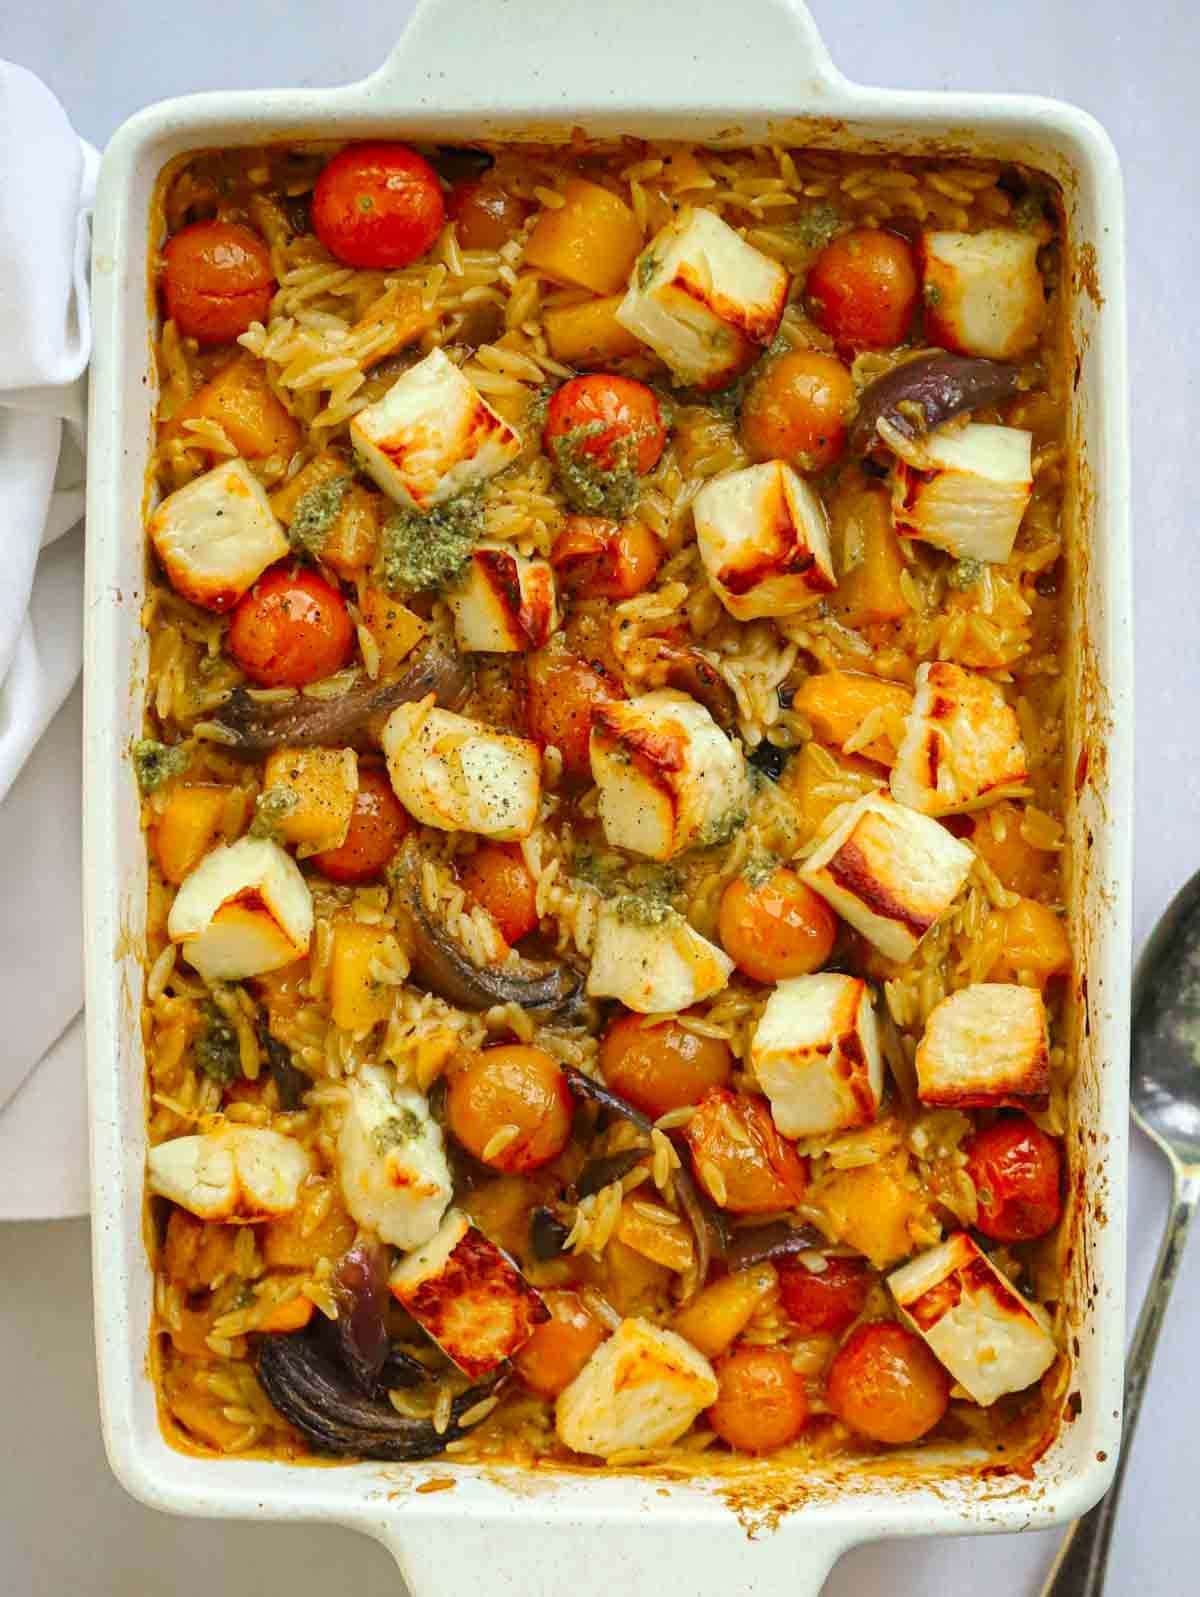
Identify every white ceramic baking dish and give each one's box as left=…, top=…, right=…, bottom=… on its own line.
left=83, top=0, right=1133, bottom=1589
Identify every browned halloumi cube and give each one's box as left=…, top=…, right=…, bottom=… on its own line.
left=890, top=662, right=1028, bottom=816
left=915, top=982, right=1050, bottom=1109
left=447, top=544, right=558, bottom=653
left=692, top=461, right=837, bottom=621
left=555, top=1316, right=718, bottom=1457
left=919, top=229, right=1045, bottom=361
left=751, top=973, right=884, bottom=1140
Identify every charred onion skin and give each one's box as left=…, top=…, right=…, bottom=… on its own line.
left=723, top=1219, right=825, bottom=1272
left=848, top=352, right=1023, bottom=457
left=329, top=1239, right=392, bottom=1396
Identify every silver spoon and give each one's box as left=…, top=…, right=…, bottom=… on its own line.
left=1041, top=870, right=1200, bottom=1595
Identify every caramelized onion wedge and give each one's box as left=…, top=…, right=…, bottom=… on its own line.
left=329, top=1239, right=391, bottom=1396
left=658, top=645, right=738, bottom=733
left=724, top=1219, right=825, bottom=1272
left=562, top=1064, right=654, bottom=1136
left=849, top=352, right=1023, bottom=458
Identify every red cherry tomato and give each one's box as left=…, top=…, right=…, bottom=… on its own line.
left=550, top=515, right=661, bottom=601
left=806, top=228, right=919, bottom=352
left=460, top=843, right=540, bottom=944
left=544, top=375, right=667, bottom=478
left=778, top=1254, right=872, bottom=1336
left=310, top=766, right=410, bottom=883
left=708, top=1347, right=809, bottom=1453
left=964, top=1114, right=1063, bottom=1243
left=447, top=181, right=529, bottom=251
left=162, top=221, right=275, bottom=347
left=445, top=1045, right=573, bottom=1173
left=228, top=566, right=354, bottom=688
left=683, top=1088, right=808, bottom=1214
left=312, top=143, right=445, bottom=269
left=825, top=1321, right=950, bottom=1445
left=525, top=647, right=623, bottom=780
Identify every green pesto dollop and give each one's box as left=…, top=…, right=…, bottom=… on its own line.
left=548, top=421, right=643, bottom=518
left=373, top=1108, right=425, bottom=1154
left=132, top=739, right=189, bottom=793
left=572, top=848, right=684, bottom=925
left=288, top=474, right=351, bottom=557
left=947, top=557, right=986, bottom=591
left=690, top=806, right=748, bottom=851
left=794, top=203, right=841, bottom=250
left=194, top=999, right=242, bottom=1083
left=379, top=490, right=483, bottom=595
left=249, top=785, right=300, bottom=842
left=741, top=849, right=781, bottom=890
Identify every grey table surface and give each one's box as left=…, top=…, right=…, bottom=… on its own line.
left=2, top=0, right=1196, bottom=1592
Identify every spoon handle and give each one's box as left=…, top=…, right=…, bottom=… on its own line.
left=1040, top=1165, right=1200, bottom=1596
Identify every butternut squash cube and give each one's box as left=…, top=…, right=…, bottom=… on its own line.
left=794, top=671, right=912, bottom=767
left=349, top=284, right=436, bottom=369
left=261, top=747, right=358, bottom=856
left=153, top=784, right=230, bottom=885
left=671, top=1263, right=778, bottom=1359
left=359, top=587, right=429, bottom=674
left=543, top=293, right=643, bottom=366
left=615, top=1199, right=695, bottom=1275
left=829, top=483, right=909, bottom=628
left=815, top=1151, right=926, bottom=1270
left=523, top=179, right=643, bottom=295
left=167, top=354, right=301, bottom=462
left=269, top=452, right=345, bottom=522
left=779, top=742, right=879, bottom=845
left=991, top=897, right=1071, bottom=983
left=328, top=920, right=400, bottom=1032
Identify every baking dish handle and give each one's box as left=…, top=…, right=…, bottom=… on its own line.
left=359, top=0, right=845, bottom=114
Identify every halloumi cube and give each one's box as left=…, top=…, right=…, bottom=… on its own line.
left=751, top=974, right=884, bottom=1140
left=149, top=459, right=288, bottom=613
left=350, top=347, right=522, bottom=511
left=389, top=1208, right=548, bottom=1379
left=382, top=702, right=541, bottom=840
left=336, top=1066, right=452, bottom=1250
left=590, top=691, right=750, bottom=861
left=166, top=835, right=313, bottom=981
left=447, top=544, right=558, bottom=653
left=892, top=423, right=1032, bottom=565
left=693, top=461, right=837, bottom=621
left=148, top=1127, right=310, bottom=1223
left=616, top=207, right=789, bottom=390
left=920, top=229, right=1045, bottom=361
left=889, top=1232, right=1056, bottom=1406
left=556, top=1316, right=718, bottom=1458
left=260, top=746, right=359, bottom=856
left=915, top=983, right=1049, bottom=1109
left=890, top=662, right=1028, bottom=816
left=800, top=792, right=973, bottom=964
left=587, top=903, right=734, bottom=1014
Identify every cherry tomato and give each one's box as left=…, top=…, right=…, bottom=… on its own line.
left=551, top=515, right=661, bottom=601
left=740, top=349, right=855, bottom=470
left=310, top=765, right=410, bottom=883
left=964, top=1114, right=1063, bottom=1243
left=717, top=867, right=837, bottom=985
left=447, top=181, right=529, bottom=251
left=778, top=1254, right=871, bottom=1336
left=826, top=1321, right=950, bottom=1444
left=599, top=1012, right=733, bottom=1120
left=312, top=142, right=445, bottom=269
left=708, top=1346, right=809, bottom=1453
left=460, top=842, right=539, bottom=944
left=683, top=1088, right=808, bottom=1214
left=513, top=1289, right=607, bottom=1398
left=162, top=221, right=275, bottom=347
left=227, top=566, right=354, bottom=688
left=446, top=1045, right=573, bottom=1173
left=806, top=229, right=919, bottom=352
left=526, top=647, right=623, bottom=780
left=544, top=375, right=667, bottom=478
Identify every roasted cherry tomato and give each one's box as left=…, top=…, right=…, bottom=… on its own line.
left=227, top=566, right=354, bottom=688
left=708, top=1346, right=810, bottom=1453
left=598, top=1012, right=733, bottom=1120
left=825, top=1321, right=950, bottom=1445
left=683, top=1088, right=808, bottom=1214
left=806, top=229, right=919, bottom=352
left=460, top=842, right=540, bottom=944
left=526, top=646, right=623, bottom=780
left=446, top=1045, right=573, bottom=1173
left=740, top=349, right=855, bottom=471
left=550, top=515, right=661, bottom=601
left=717, top=867, right=837, bottom=984
left=312, top=142, right=445, bottom=269
left=513, top=1289, right=607, bottom=1398
left=446, top=181, right=529, bottom=251
left=162, top=221, right=275, bottom=347
left=544, top=375, right=667, bottom=480
left=964, top=1114, right=1063, bottom=1243
left=310, top=765, right=410, bottom=883
left=778, top=1254, right=871, bottom=1336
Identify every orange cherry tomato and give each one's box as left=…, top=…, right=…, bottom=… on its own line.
left=446, top=1045, right=573, bottom=1173
left=717, top=868, right=837, bottom=984
left=825, top=1321, right=950, bottom=1445
left=598, top=1012, right=733, bottom=1120
left=964, top=1114, right=1063, bottom=1243
left=526, top=647, right=623, bottom=780
left=513, top=1289, right=607, bottom=1398
left=227, top=566, right=354, bottom=688
left=708, top=1346, right=810, bottom=1453
left=312, top=142, right=445, bottom=269
left=806, top=229, right=919, bottom=352
left=683, top=1088, right=808, bottom=1214
left=740, top=349, right=854, bottom=471
left=550, top=515, right=661, bottom=601
left=310, top=765, right=410, bottom=883
left=460, top=842, right=540, bottom=944
left=544, top=375, right=667, bottom=479
left=162, top=221, right=275, bottom=347
left=778, top=1254, right=871, bottom=1336
left=447, top=181, right=529, bottom=251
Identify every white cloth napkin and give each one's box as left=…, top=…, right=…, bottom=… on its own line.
left=0, top=61, right=97, bottom=1219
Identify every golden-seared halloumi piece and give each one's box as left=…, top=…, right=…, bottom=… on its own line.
left=555, top=1316, right=718, bottom=1457
left=751, top=973, right=884, bottom=1140
left=382, top=702, right=541, bottom=840
left=447, top=544, right=558, bottom=653
left=892, top=423, right=1032, bottom=565
left=799, top=792, right=973, bottom=963
left=920, top=229, right=1044, bottom=361
left=337, top=1066, right=453, bottom=1250
left=616, top=207, right=789, bottom=390
left=166, top=835, right=313, bottom=981
left=589, top=690, right=750, bottom=861
left=389, top=1208, right=548, bottom=1379
left=889, top=1231, right=1057, bottom=1406
left=148, top=1127, right=311, bottom=1223
left=915, top=982, right=1050, bottom=1110
left=586, top=903, right=734, bottom=1015
left=149, top=458, right=288, bottom=612
left=890, top=661, right=1028, bottom=816
left=350, top=347, right=522, bottom=511
left=692, top=460, right=837, bottom=622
